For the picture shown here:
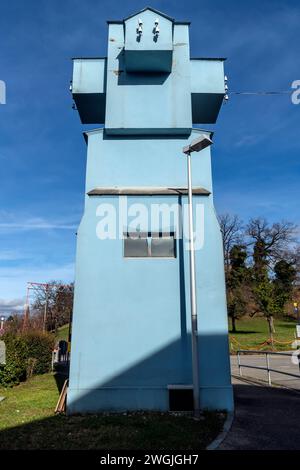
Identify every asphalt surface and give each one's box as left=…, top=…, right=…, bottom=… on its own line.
left=218, top=354, right=300, bottom=450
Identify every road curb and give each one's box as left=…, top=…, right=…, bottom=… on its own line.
left=206, top=411, right=234, bottom=451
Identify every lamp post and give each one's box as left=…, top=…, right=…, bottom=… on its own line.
left=0, top=315, right=6, bottom=331
left=182, top=134, right=213, bottom=417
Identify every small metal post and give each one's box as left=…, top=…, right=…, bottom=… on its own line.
left=237, top=351, right=242, bottom=377
left=266, top=352, right=272, bottom=386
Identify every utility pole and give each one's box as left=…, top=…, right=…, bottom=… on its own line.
left=43, top=283, right=49, bottom=332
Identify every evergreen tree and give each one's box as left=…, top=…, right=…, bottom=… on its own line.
left=227, top=245, right=249, bottom=332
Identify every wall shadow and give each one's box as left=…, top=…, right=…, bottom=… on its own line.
left=116, top=50, right=170, bottom=86
left=102, top=130, right=192, bottom=140
left=66, top=331, right=233, bottom=415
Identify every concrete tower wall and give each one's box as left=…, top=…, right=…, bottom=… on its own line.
left=68, top=7, right=233, bottom=414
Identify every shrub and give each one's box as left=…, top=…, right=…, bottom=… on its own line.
left=0, top=331, right=54, bottom=387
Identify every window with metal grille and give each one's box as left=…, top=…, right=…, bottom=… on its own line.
left=123, top=231, right=176, bottom=258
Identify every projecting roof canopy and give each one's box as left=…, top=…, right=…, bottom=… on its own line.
left=87, top=187, right=211, bottom=196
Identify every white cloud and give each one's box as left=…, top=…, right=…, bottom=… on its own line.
left=0, top=297, right=24, bottom=314
left=0, top=221, right=77, bottom=231
left=0, top=211, right=78, bottom=233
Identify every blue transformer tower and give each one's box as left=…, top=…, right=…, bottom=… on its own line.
left=67, top=7, right=233, bottom=413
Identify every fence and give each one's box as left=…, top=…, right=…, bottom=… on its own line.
left=237, top=350, right=300, bottom=386
left=51, top=340, right=70, bottom=370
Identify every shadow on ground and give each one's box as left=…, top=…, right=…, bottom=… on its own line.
left=2, top=381, right=300, bottom=450
left=0, top=409, right=223, bottom=450
left=53, top=362, right=69, bottom=394
left=229, top=331, right=257, bottom=335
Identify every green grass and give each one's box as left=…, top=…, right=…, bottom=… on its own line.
left=229, top=316, right=297, bottom=351
left=0, top=373, right=224, bottom=450
left=55, top=324, right=69, bottom=342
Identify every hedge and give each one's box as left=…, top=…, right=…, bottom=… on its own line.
left=0, top=331, right=54, bottom=387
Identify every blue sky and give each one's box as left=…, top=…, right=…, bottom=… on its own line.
left=0, top=0, right=299, bottom=313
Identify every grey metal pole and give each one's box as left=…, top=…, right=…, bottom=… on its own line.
left=266, top=353, right=272, bottom=386
left=186, top=151, right=200, bottom=417
left=237, top=351, right=242, bottom=377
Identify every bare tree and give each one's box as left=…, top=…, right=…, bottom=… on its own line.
left=246, top=218, right=297, bottom=269
left=31, top=281, right=74, bottom=332
left=218, top=214, right=244, bottom=271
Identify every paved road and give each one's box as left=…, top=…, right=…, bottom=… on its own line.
left=218, top=354, right=300, bottom=450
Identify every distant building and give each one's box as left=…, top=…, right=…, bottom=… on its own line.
left=68, top=7, right=233, bottom=413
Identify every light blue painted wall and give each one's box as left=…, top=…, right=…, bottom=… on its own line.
left=125, top=9, right=173, bottom=52
left=105, top=21, right=191, bottom=133
left=68, top=7, right=233, bottom=414
left=68, top=194, right=232, bottom=412
left=84, top=129, right=213, bottom=193
left=72, top=59, right=106, bottom=95
left=72, top=29, right=225, bottom=126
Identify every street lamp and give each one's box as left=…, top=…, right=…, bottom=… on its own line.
left=0, top=315, right=6, bottom=330
left=182, top=134, right=213, bottom=417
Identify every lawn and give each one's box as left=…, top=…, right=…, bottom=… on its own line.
left=229, top=316, right=297, bottom=352
left=55, top=324, right=69, bottom=342
left=0, top=373, right=224, bottom=450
